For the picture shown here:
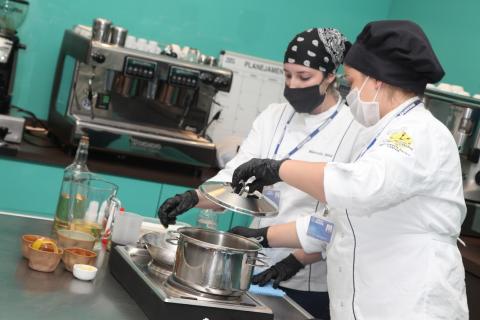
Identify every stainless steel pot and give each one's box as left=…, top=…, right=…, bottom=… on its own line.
left=167, top=227, right=267, bottom=297
left=139, top=231, right=177, bottom=268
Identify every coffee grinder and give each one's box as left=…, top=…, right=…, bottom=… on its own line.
left=0, top=0, right=28, bottom=114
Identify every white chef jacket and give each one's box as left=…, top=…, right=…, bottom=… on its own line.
left=297, top=97, right=468, bottom=319
left=210, top=98, right=366, bottom=291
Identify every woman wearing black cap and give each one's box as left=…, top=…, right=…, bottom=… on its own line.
left=230, top=20, right=469, bottom=319
left=158, top=28, right=367, bottom=319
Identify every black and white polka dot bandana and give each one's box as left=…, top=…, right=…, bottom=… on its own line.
left=284, top=28, right=350, bottom=73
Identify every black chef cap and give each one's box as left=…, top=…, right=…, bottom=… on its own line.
left=284, top=28, right=351, bottom=74
left=344, top=20, right=445, bottom=94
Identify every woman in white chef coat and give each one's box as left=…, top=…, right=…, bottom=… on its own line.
left=230, top=20, right=469, bottom=320
left=158, top=28, right=366, bottom=319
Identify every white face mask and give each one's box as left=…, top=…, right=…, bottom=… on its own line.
left=346, top=76, right=382, bottom=127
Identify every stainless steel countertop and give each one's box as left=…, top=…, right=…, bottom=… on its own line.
left=0, top=212, right=148, bottom=320
left=0, top=212, right=312, bottom=320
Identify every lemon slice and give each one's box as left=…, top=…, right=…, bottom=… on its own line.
left=31, top=239, right=59, bottom=254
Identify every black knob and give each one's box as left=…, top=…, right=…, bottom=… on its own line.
left=0, top=127, right=8, bottom=140
left=475, top=171, right=480, bottom=185
left=200, top=73, right=214, bottom=84
left=91, top=52, right=106, bottom=64
left=469, top=148, right=480, bottom=163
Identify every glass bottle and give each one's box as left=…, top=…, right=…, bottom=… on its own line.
left=52, top=136, right=91, bottom=234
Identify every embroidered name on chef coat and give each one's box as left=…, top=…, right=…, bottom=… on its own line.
left=307, top=149, right=334, bottom=158
left=379, top=129, right=414, bottom=156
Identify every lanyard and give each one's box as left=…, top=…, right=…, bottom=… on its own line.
left=355, top=98, right=422, bottom=161
left=273, top=107, right=339, bottom=160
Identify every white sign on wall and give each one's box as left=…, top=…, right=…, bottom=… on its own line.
left=207, top=51, right=286, bottom=145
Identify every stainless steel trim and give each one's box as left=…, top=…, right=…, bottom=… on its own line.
left=75, top=119, right=215, bottom=149
left=282, top=295, right=315, bottom=319
left=90, top=41, right=233, bottom=77
left=72, top=113, right=209, bottom=144
left=0, top=211, right=53, bottom=221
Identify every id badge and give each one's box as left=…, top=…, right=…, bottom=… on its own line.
left=307, top=216, right=334, bottom=243
left=262, top=187, right=281, bottom=207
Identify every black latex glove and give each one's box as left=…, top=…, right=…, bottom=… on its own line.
left=252, top=253, right=304, bottom=289
left=231, top=158, right=286, bottom=194
left=158, top=190, right=199, bottom=228
left=228, top=226, right=270, bottom=248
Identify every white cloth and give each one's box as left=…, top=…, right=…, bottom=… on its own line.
left=297, top=98, right=468, bottom=319
left=210, top=98, right=366, bottom=291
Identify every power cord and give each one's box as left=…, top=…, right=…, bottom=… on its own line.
left=10, top=105, right=49, bottom=131
left=9, top=105, right=60, bottom=148
left=23, top=132, right=58, bottom=148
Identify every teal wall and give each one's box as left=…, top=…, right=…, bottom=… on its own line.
left=5, top=0, right=478, bottom=228
left=10, top=0, right=480, bottom=119
left=12, top=0, right=392, bottom=119
left=387, top=0, right=480, bottom=95
left=0, top=158, right=236, bottom=230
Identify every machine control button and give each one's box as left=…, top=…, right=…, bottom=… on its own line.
left=199, top=73, right=214, bottom=83
left=91, top=52, right=106, bottom=64
left=212, top=76, right=229, bottom=88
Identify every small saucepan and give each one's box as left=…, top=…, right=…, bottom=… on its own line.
left=139, top=231, right=178, bottom=268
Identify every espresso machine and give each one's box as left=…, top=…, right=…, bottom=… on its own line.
left=0, top=0, right=28, bottom=114
left=49, top=19, right=233, bottom=168
left=424, top=87, right=480, bottom=237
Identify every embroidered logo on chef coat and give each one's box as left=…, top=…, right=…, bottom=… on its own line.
left=380, top=129, right=414, bottom=155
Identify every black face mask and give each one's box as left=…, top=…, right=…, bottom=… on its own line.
left=283, top=84, right=326, bottom=113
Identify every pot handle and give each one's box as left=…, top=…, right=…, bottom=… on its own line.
left=246, top=256, right=269, bottom=268
left=249, top=236, right=272, bottom=247
left=137, top=238, right=147, bottom=249
left=257, top=251, right=270, bottom=259
left=165, top=230, right=180, bottom=245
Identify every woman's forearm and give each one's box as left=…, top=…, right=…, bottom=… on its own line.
left=279, top=160, right=327, bottom=202
left=266, top=221, right=302, bottom=248
left=292, top=249, right=324, bottom=265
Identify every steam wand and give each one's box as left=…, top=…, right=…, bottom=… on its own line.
left=199, top=110, right=221, bottom=138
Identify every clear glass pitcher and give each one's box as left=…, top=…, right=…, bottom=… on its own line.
left=196, top=209, right=219, bottom=230
left=53, top=175, right=121, bottom=242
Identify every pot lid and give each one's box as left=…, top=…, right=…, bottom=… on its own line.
left=198, top=181, right=278, bottom=217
